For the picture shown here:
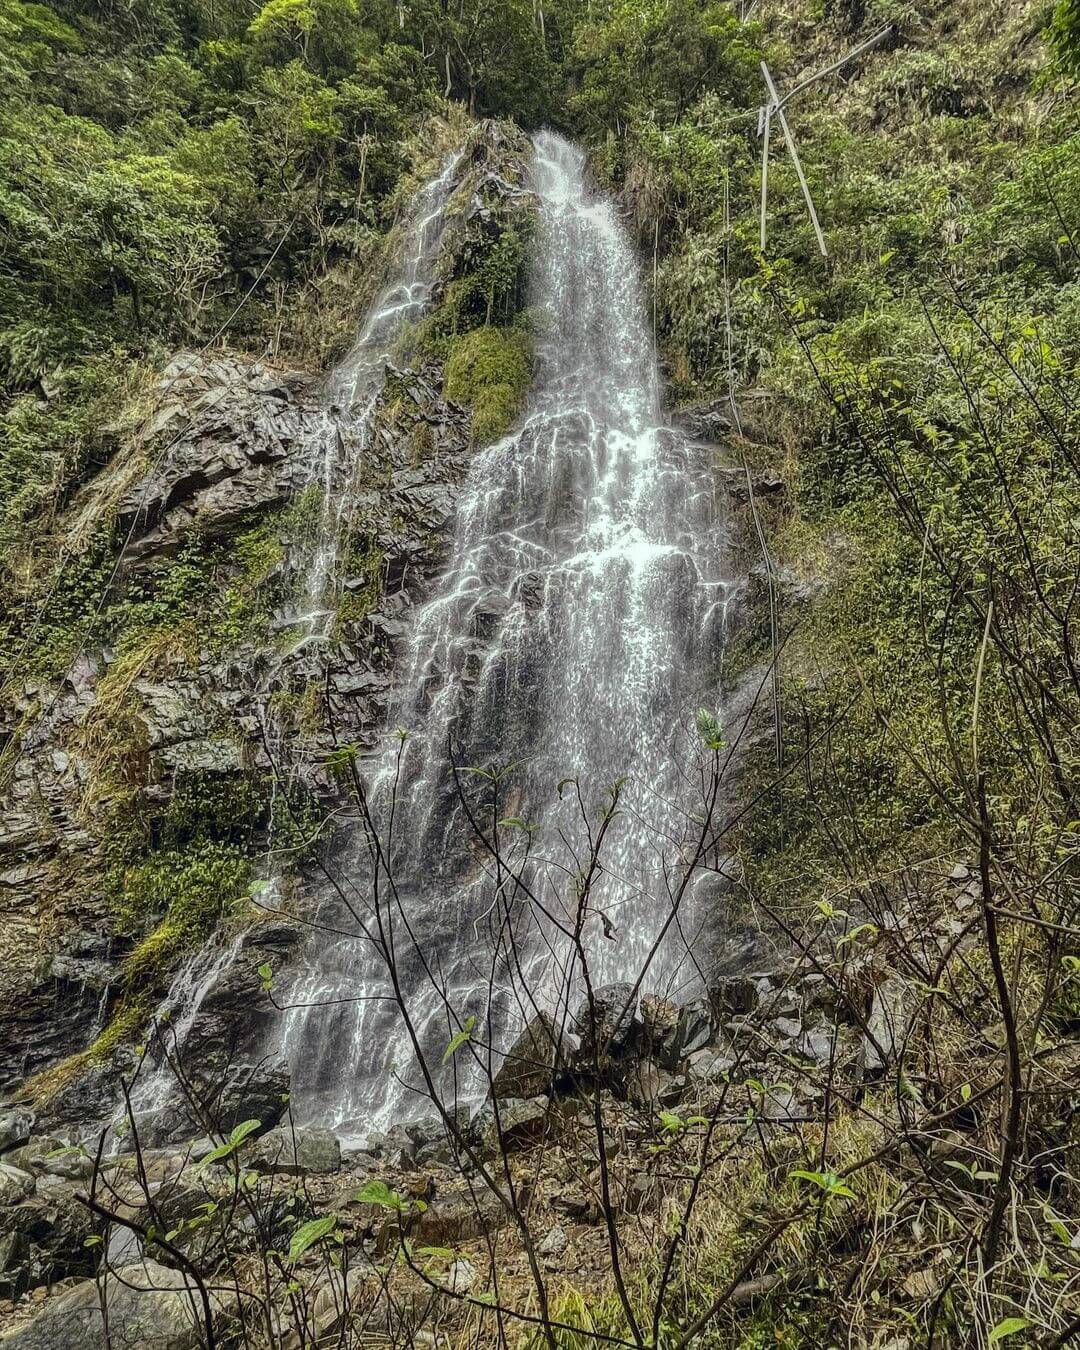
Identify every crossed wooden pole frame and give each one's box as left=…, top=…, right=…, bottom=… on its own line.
left=758, top=24, right=895, bottom=257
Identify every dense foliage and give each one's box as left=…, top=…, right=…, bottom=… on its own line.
left=1, top=0, right=1078, bottom=1344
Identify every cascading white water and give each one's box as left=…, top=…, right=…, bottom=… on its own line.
left=122, top=928, right=248, bottom=1128
left=282, top=132, right=734, bottom=1135
left=270, top=147, right=464, bottom=659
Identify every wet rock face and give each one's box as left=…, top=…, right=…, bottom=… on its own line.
left=115, top=355, right=320, bottom=565
left=135, top=1059, right=291, bottom=1149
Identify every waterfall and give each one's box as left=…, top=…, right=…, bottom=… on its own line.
left=265, top=146, right=464, bottom=666
left=282, top=132, right=733, bottom=1136
left=124, top=929, right=249, bottom=1124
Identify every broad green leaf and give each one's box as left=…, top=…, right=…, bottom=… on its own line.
left=288, top=1215, right=337, bottom=1261
left=194, top=1144, right=234, bottom=1172
left=229, top=1119, right=261, bottom=1147
left=355, top=1179, right=403, bottom=1210
left=789, top=1169, right=855, bottom=1200
left=442, top=1015, right=477, bottom=1064
left=988, top=1317, right=1029, bottom=1344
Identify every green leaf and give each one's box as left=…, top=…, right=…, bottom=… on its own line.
left=659, top=1110, right=685, bottom=1132
left=257, top=962, right=273, bottom=987
left=695, top=707, right=726, bottom=751
left=193, top=1143, right=234, bottom=1172
left=1044, top=1206, right=1071, bottom=1245
left=229, top=1119, right=261, bottom=1147
left=789, top=1169, right=856, bottom=1200
left=442, top=1015, right=477, bottom=1064
left=988, top=1317, right=1029, bottom=1344
left=355, top=1179, right=403, bottom=1210
left=288, top=1215, right=337, bottom=1262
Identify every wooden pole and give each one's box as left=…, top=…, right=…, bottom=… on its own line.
left=760, top=61, right=828, bottom=258
left=759, top=101, right=772, bottom=253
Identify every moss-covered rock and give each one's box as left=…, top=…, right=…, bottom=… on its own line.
left=443, top=325, right=533, bottom=445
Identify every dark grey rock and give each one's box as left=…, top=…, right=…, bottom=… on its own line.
left=709, top=975, right=758, bottom=1018
left=0, top=1179, right=97, bottom=1290
left=1, top=1257, right=231, bottom=1349
left=136, top=1060, right=290, bottom=1147
left=863, top=976, right=913, bottom=1076
left=672, top=399, right=733, bottom=441
left=573, top=983, right=637, bottom=1053
left=8, top=1137, right=92, bottom=1181
left=475, top=1096, right=552, bottom=1155
left=0, top=1164, right=35, bottom=1206
left=249, top=1126, right=340, bottom=1176
left=0, top=1109, right=34, bottom=1154
left=667, top=998, right=714, bottom=1064
left=0, top=1227, right=29, bottom=1298
left=490, top=1012, right=567, bottom=1100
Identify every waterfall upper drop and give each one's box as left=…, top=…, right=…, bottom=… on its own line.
left=272, top=147, right=465, bottom=660
left=282, top=131, right=733, bottom=1134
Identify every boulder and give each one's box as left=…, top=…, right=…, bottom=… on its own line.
left=863, top=976, right=913, bottom=1076
left=0, top=1180, right=97, bottom=1290
left=537, top=1223, right=567, bottom=1258
left=8, top=1138, right=92, bottom=1181
left=0, top=1257, right=232, bottom=1349
left=413, top=1183, right=522, bottom=1246
left=249, top=1127, right=341, bottom=1176
left=640, top=995, right=679, bottom=1048
left=626, top=1059, right=664, bottom=1108
left=0, top=1165, right=35, bottom=1207
left=137, top=1059, right=290, bottom=1147
left=475, top=1096, right=552, bottom=1155
left=709, top=976, right=757, bottom=1018
left=490, top=1013, right=567, bottom=1100
left=573, top=984, right=637, bottom=1054
left=103, top=1163, right=224, bottom=1266
left=0, top=1110, right=34, bottom=1155
left=0, top=1229, right=29, bottom=1299
left=687, top=1047, right=736, bottom=1083
left=280, top=1267, right=373, bottom=1350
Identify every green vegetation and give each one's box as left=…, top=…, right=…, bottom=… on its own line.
left=3, top=0, right=1079, bottom=1342
left=117, top=840, right=252, bottom=984
left=444, top=325, right=533, bottom=444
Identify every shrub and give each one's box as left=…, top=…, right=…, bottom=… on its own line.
left=443, top=325, right=533, bottom=445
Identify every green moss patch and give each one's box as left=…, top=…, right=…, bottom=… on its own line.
left=117, top=839, right=252, bottom=987
left=443, top=325, right=532, bottom=446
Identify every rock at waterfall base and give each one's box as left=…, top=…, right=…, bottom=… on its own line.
left=489, top=1013, right=567, bottom=1100
left=0, top=1258, right=232, bottom=1349
left=249, top=1126, right=341, bottom=1175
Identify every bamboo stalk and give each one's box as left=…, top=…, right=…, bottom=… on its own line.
left=761, top=61, right=828, bottom=258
